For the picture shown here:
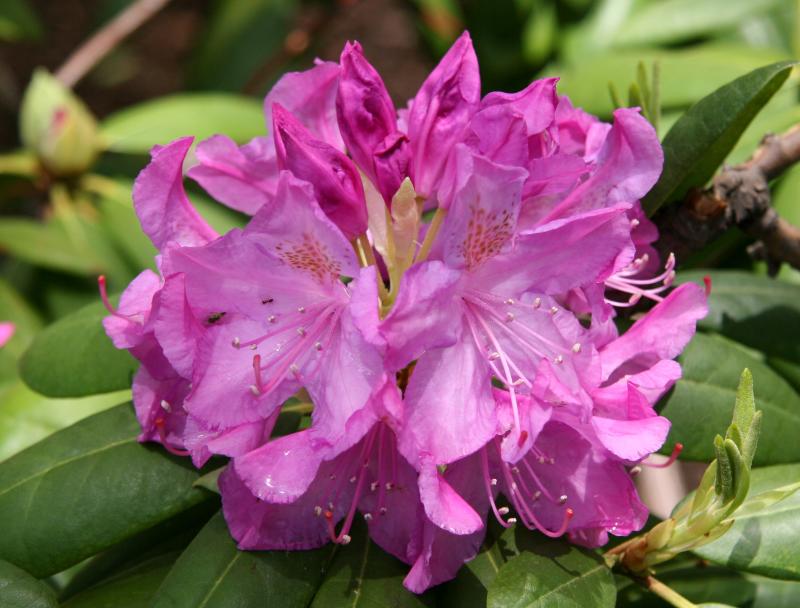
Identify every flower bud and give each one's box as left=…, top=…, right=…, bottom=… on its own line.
left=20, top=69, right=102, bottom=176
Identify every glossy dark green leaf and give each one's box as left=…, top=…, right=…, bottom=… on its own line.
left=19, top=299, right=138, bottom=398
left=61, top=552, right=178, bottom=608
left=642, top=61, right=794, bottom=216
left=310, top=520, right=435, bottom=608
left=678, top=271, right=800, bottom=365
left=0, top=559, right=57, bottom=608
left=695, top=464, right=800, bottom=581
left=0, top=381, right=129, bottom=461
left=188, top=0, right=296, bottom=91
left=486, top=533, right=615, bottom=608
left=100, top=94, right=264, bottom=153
left=152, top=512, right=332, bottom=608
left=0, top=405, right=211, bottom=577
left=659, top=332, right=800, bottom=465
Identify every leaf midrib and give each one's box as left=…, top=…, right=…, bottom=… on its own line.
left=0, top=435, right=137, bottom=499
left=518, top=562, right=609, bottom=608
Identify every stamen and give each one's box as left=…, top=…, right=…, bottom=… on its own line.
left=160, top=400, right=171, bottom=412
left=314, top=505, right=323, bottom=516
left=155, top=417, right=190, bottom=457
left=643, top=443, right=683, bottom=468
left=549, top=306, right=559, bottom=315
left=481, top=447, right=514, bottom=528
left=252, top=355, right=264, bottom=394
left=268, top=315, right=277, bottom=324
left=571, top=343, right=582, bottom=353
left=98, top=275, right=126, bottom=318
left=232, top=337, right=241, bottom=348
left=533, top=297, right=541, bottom=309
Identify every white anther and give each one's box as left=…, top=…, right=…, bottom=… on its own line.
left=549, top=306, right=559, bottom=315
left=385, top=482, right=393, bottom=490
left=534, top=490, right=542, bottom=499
left=572, top=342, right=582, bottom=353
left=533, top=297, right=542, bottom=309
left=160, top=400, right=171, bottom=412
left=511, top=466, right=520, bottom=474
left=559, top=495, right=568, bottom=505
left=490, top=478, right=498, bottom=486
left=630, top=218, right=640, bottom=228
left=489, top=352, right=501, bottom=361
left=364, top=513, right=373, bottom=521
left=327, top=502, right=334, bottom=510
left=289, top=364, right=300, bottom=376
left=314, top=506, right=322, bottom=517
left=314, top=342, right=323, bottom=351
left=370, top=481, right=379, bottom=492
left=630, top=466, right=642, bottom=476
left=340, top=534, right=352, bottom=545
left=512, top=378, right=525, bottom=386
left=511, top=482, right=518, bottom=491
left=538, top=456, right=546, bottom=464
left=268, top=315, right=276, bottom=324
left=553, top=355, right=564, bottom=364
left=297, top=327, right=306, bottom=337
left=232, top=337, right=241, bottom=348
left=250, top=344, right=258, bottom=350
left=507, top=517, right=517, bottom=524
left=349, top=475, right=357, bottom=483
left=504, top=298, right=515, bottom=305
left=498, top=507, right=510, bottom=515
left=505, top=312, right=515, bottom=323
left=329, top=474, right=337, bottom=480
left=297, top=306, right=306, bottom=313
left=249, top=385, right=261, bottom=396
left=379, top=507, right=388, bottom=515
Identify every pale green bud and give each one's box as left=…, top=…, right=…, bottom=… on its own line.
left=20, top=69, right=102, bottom=176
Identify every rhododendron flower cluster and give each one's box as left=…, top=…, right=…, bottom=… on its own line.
left=102, top=32, right=707, bottom=593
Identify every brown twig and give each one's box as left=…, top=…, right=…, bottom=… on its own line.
left=655, top=124, right=800, bottom=275
left=55, top=0, right=173, bottom=89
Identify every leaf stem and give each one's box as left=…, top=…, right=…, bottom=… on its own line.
left=56, top=0, right=173, bottom=88
left=644, top=575, right=698, bottom=608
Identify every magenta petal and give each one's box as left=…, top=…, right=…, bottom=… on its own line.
left=441, top=149, right=527, bottom=267
left=479, top=205, right=634, bottom=296
left=600, top=282, right=708, bottom=378
left=407, top=31, right=480, bottom=197
left=188, top=135, right=277, bottom=215
left=183, top=415, right=271, bottom=468
left=481, top=77, right=559, bottom=138
left=263, top=60, right=343, bottom=150
left=400, top=332, right=496, bottom=465
left=233, top=429, right=324, bottom=503
left=220, top=465, right=338, bottom=550
left=273, top=104, right=368, bottom=239
left=593, top=415, right=671, bottom=462
left=337, top=41, right=408, bottom=202
left=540, top=108, right=663, bottom=223
left=103, top=269, right=161, bottom=349
left=380, top=261, right=463, bottom=370
left=0, top=322, right=13, bottom=348
left=133, top=137, right=218, bottom=249
left=152, top=273, right=203, bottom=378
left=418, top=459, right=483, bottom=535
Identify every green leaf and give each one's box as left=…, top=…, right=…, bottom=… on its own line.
left=659, top=332, right=800, bottom=465
left=188, top=0, right=296, bottom=91
left=0, top=559, right=57, bottom=608
left=553, top=44, right=788, bottom=116
left=486, top=533, right=615, bottom=608
left=19, top=299, right=138, bottom=398
left=152, top=512, right=332, bottom=608
left=0, top=0, right=42, bottom=41
left=61, top=552, right=178, bottom=608
left=310, top=520, right=435, bottom=607
left=616, top=562, right=800, bottom=607
left=642, top=61, right=794, bottom=215
left=612, top=0, right=780, bottom=47
left=677, top=271, right=800, bottom=366
left=100, top=94, right=264, bottom=154
left=0, top=404, right=211, bottom=577
left=0, top=381, right=129, bottom=461
left=695, top=464, right=800, bottom=580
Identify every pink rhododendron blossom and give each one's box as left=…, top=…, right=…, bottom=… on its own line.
left=102, top=30, right=708, bottom=594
